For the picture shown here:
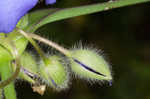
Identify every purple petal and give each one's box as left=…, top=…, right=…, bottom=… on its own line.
left=0, top=0, right=38, bottom=33
left=45, top=0, right=56, bottom=5
left=109, top=80, right=112, bottom=86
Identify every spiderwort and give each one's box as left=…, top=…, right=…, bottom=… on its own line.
left=0, top=0, right=56, bottom=33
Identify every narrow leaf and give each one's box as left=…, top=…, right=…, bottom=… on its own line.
left=26, top=0, right=150, bottom=32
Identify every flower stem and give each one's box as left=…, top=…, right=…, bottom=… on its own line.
left=17, top=29, right=70, bottom=56
left=17, top=28, right=51, bottom=66
left=0, top=37, right=21, bottom=88
left=28, top=33, right=71, bottom=56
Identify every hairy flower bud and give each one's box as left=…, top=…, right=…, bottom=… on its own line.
left=12, top=52, right=38, bottom=83
left=39, top=56, right=69, bottom=91
left=70, top=49, right=112, bottom=82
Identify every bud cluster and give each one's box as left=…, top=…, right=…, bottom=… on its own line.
left=0, top=31, right=113, bottom=95
left=17, top=44, right=112, bottom=93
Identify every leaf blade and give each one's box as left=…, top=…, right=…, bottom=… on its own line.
left=26, top=0, right=150, bottom=32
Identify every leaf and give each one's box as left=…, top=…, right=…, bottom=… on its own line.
left=25, top=8, right=58, bottom=32
left=0, top=32, right=28, bottom=59
left=17, top=15, right=29, bottom=29
left=26, top=0, right=150, bottom=32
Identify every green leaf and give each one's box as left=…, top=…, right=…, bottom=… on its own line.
left=0, top=35, right=12, bottom=61
left=17, top=15, right=29, bottom=29
left=25, top=8, right=58, bottom=32
left=0, top=32, right=28, bottom=59
left=26, top=0, right=150, bottom=32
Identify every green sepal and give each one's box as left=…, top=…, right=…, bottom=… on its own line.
left=0, top=32, right=28, bottom=59
left=0, top=43, right=12, bottom=62
left=17, top=15, right=29, bottom=29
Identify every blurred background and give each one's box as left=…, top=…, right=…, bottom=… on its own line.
left=16, top=0, right=150, bottom=99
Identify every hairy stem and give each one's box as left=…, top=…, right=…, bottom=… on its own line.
left=17, top=29, right=70, bottom=56
left=17, top=28, right=51, bottom=66
left=29, top=33, right=70, bottom=56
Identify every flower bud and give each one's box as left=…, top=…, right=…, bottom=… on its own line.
left=39, top=56, right=69, bottom=91
left=70, top=49, right=112, bottom=82
left=12, top=52, right=38, bottom=83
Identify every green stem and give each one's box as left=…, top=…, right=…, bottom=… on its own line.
left=0, top=89, right=3, bottom=99
left=0, top=62, right=16, bottom=99
left=0, top=38, right=21, bottom=88
left=16, top=28, right=51, bottom=66
left=17, top=29, right=71, bottom=57
left=29, top=33, right=70, bottom=56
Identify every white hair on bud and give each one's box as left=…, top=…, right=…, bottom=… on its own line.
left=69, top=42, right=113, bottom=85
left=37, top=53, right=71, bottom=92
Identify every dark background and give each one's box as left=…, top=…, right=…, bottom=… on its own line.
left=16, top=0, right=150, bottom=99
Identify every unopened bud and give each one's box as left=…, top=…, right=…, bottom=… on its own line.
left=12, top=52, right=38, bottom=83
left=70, top=49, right=112, bottom=82
left=39, top=56, right=69, bottom=91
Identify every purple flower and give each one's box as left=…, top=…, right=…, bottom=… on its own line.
left=0, top=0, right=56, bottom=33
